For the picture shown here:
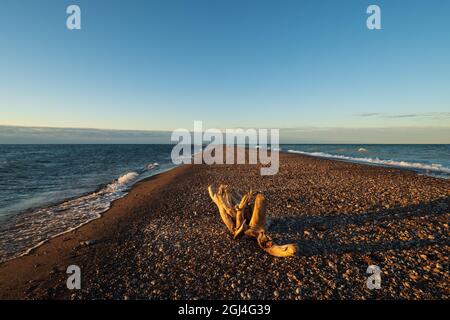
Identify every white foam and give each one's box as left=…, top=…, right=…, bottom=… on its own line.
left=287, top=149, right=450, bottom=174
left=0, top=171, right=140, bottom=263
left=0, top=161, right=180, bottom=264
left=146, top=162, right=159, bottom=170
left=117, top=172, right=139, bottom=185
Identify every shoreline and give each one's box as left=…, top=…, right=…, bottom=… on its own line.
left=0, top=151, right=449, bottom=299
left=0, top=164, right=179, bottom=264
left=2, top=148, right=447, bottom=263
left=0, top=164, right=193, bottom=299
left=285, top=149, right=450, bottom=179
left=1, top=147, right=448, bottom=265
left=0, top=150, right=450, bottom=265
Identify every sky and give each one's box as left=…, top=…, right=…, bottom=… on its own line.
left=0, top=0, right=449, bottom=143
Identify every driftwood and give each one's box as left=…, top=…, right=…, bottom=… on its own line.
left=208, top=185, right=298, bottom=257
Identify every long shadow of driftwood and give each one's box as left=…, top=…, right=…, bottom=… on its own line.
left=267, top=197, right=450, bottom=257
left=294, top=238, right=442, bottom=257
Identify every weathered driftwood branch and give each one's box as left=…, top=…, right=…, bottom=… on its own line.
left=208, top=185, right=298, bottom=257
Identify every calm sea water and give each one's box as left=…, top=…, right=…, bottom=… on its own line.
left=0, top=144, right=449, bottom=262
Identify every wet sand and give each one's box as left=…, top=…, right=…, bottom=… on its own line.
left=0, top=151, right=449, bottom=299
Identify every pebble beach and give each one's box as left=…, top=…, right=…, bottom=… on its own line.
left=0, top=151, right=449, bottom=299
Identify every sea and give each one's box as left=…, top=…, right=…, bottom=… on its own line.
left=0, top=144, right=449, bottom=262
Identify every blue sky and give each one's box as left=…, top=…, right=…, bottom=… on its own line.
left=0, top=0, right=449, bottom=143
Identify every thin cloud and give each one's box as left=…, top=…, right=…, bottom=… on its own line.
left=383, top=114, right=420, bottom=118
left=2, top=124, right=450, bottom=144
left=0, top=125, right=172, bottom=144
left=279, top=126, right=450, bottom=144
left=353, top=112, right=386, bottom=117
left=354, top=112, right=450, bottom=119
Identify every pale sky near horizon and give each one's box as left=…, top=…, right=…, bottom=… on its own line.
left=0, top=0, right=449, bottom=143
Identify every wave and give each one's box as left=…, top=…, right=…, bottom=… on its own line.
left=0, top=170, right=144, bottom=263
left=116, top=172, right=139, bottom=185
left=146, top=162, right=159, bottom=170
left=287, top=149, right=450, bottom=175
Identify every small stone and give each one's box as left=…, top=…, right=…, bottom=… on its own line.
left=273, top=290, right=279, bottom=298
left=80, top=240, right=96, bottom=247
left=409, top=273, right=418, bottom=281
